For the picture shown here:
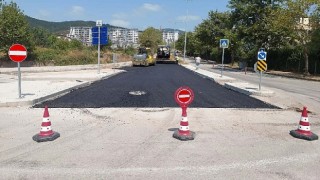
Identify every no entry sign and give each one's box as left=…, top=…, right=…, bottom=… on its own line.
left=8, top=44, right=27, bottom=62
left=174, top=86, right=194, bottom=107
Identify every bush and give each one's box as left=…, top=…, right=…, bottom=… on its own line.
left=33, top=48, right=57, bottom=65
left=54, top=50, right=96, bottom=66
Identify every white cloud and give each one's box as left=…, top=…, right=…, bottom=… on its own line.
left=70, top=6, right=85, bottom=16
left=110, top=19, right=130, bottom=28
left=142, top=3, right=161, bottom=12
left=176, top=15, right=200, bottom=22
left=38, top=10, right=51, bottom=18
left=112, top=13, right=128, bottom=19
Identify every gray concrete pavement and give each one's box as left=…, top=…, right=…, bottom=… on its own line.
left=0, top=107, right=319, bottom=179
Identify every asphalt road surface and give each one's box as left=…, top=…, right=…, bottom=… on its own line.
left=35, top=64, right=277, bottom=108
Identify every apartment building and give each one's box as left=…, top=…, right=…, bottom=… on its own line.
left=67, top=27, right=92, bottom=46
left=162, top=30, right=179, bottom=45
left=299, top=17, right=311, bottom=31
left=109, top=27, right=140, bottom=47
left=67, top=26, right=179, bottom=47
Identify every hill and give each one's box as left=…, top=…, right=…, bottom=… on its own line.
left=25, top=16, right=118, bottom=34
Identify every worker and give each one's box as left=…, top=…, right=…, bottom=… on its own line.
left=195, top=56, right=201, bottom=70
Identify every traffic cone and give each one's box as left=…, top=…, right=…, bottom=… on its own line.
left=290, top=106, right=318, bottom=141
left=33, top=106, right=60, bottom=142
left=173, top=107, right=195, bottom=141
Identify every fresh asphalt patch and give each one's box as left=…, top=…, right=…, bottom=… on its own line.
left=34, top=64, right=279, bottom=109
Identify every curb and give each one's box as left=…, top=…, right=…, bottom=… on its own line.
left=0, top=71, right=125, bottom=107
left=0, top=81, right=90, bottom=108
left=0, top=62, right=132, bottom=74
left=179, top=63, right=274, bottom=97
left=225, top=82, right=275, bottom=97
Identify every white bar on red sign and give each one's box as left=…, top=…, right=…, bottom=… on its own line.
left=9, top=51, right=27, bottom=56
left=179, top=95, right=190, bottom=98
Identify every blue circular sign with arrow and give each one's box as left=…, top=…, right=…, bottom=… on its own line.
left=257, top=51, right=267, bottom=61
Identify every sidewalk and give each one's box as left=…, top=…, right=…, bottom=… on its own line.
left=181, top=62, right=275, bottom=97
left=0, top=62, right=130, bottom=107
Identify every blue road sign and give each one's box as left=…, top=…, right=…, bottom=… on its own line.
left=220, top=39, right=229, bottom=48
left=92, top=26, right=108, bottom=45
left=257, top=51, right=267, bottom=61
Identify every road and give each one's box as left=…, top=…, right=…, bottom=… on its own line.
left=189, top=60, right=320, bottom=114
left=202, top=63, right=320, bottom=98
left=1, top=62, right=320, bottom=179
left=34, top=64, right=276, bottom=109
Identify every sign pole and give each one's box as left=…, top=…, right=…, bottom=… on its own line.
left=8, top=44, right=27, bottom=98
left=257, top=49, right=267, bottom=91
left=98, top=26, right=101, bottom=74
left=259, top=71, right=262, bottom=91
left=18, top=62, right=22, bottom=98
left=221, top=47, right=225, bottom=77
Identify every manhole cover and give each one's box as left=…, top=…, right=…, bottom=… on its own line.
left=129, top=91, right=147, bottom=96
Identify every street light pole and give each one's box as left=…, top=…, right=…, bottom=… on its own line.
left=183, top=0, right=192, bottom=63
left=173, top=31, right=176, bottom=54
left=183, top=9, right=188, bottom=63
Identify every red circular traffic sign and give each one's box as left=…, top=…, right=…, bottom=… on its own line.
left=8, top=44, right=27, bottom=62
left=174, top=86, right=194, bottom=107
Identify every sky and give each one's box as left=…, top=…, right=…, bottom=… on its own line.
left=9, top=0, right=230, bottom=31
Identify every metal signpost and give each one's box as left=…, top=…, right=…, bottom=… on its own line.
left=8, top=44, right=27, bottom=98
left=92, top=20, right=108, bottom=74
left=219, top=39, right=229, bottom=77
left=257, top=49, right=267, bottom=91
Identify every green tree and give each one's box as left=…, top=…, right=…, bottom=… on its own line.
left=269, top=0, right=320, bottom=74
left=138, top=27, right=162, bottom=53
left=229, top=0, right=285, bottom=63
left=194, top=11, right=238, bottom=63
left=0, top=1, right=33, bottom=56
left=30, top=27, right=52, bottom=47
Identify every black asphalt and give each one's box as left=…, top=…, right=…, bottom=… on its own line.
left=34, top=64, right=278, bottom=108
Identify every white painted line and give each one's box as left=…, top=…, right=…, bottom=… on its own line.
left=9, top=51, right=27, bottom=56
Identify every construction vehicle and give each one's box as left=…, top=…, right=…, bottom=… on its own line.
left=156, top=45, right=178, bottom=64
left=132, top=47, right=156, bottom=67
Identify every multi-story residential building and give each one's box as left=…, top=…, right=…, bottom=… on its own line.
left=161, top=30, right=179, bottom=46
left=67, top=27, right=92, bottom=46
left=67, top=26, right=180, bottom=48
left=126, top=29, right=140, bottom=44
left=108, top=27, right=140, bottom=47
left=298, top=18, right=311, bottom=31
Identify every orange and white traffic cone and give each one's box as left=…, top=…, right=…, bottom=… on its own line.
left=33, top=105, right=60, bottom=142
left=173, top=107, right=195, bottom=141
left=290, top=106, right=318, bottom=141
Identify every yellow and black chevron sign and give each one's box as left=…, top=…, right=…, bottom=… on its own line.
left=257, top=60, right=267, bottom=72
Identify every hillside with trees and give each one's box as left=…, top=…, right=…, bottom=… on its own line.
left=0, top=1, right=133, bottom=67
left=25, top=16, right=120, bottom=34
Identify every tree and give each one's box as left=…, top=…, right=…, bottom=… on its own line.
left=175, top=32, right=197, bottom=57
left=269, top=0, right=320, bottom=74
left=0, top=1, right=33, bottom=57
left=194, top=11, right=237, bottom=62
left=138, top=27, right=162, bottom=53
left=229, top=0, right=285, bottom=63
left=30, top=27, right=52, bottom=47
